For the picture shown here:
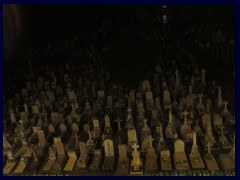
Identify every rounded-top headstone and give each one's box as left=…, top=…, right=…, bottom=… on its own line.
left=59, top=123, right=67, bottom=134
left=71, top=123, right=79, bottom=133
left=83, top=124, right=90, bottom=133
left=48, top=124, right=55, bottom=133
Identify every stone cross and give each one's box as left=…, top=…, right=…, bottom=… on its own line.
left=116, top=117, right=122, bottom=130
left=143, top=119, right=148, bottom=127
left=198, top=94, right=203, bottom=103
left=149, top=136, right=153, bottom=147
left=132, top=143, right=139, bottom=154
left=223, top=101, right=228, bottom=110
left=88, top=130, right=92, bottom=140
left=182, top=110, right=189, bottom=122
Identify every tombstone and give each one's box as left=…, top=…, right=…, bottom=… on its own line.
left=142, top=80, right=150, bottom=92
left=173, top=139, right=189, bottom=170
left=92, top=119, right=101, bottom=139
left=89, top=149, right=102, bottom=172
left=202, top=112, right=212, bottom=129
left=13, top=156, right=30, bottom=174
left=59, top=123, right=67, bottom=137
left=146, top=89, right=154, bottom=110
left=42, top=146, right=57, bottom=172
left=86, top=130, right=95, bottom=153
left=107, top=96, right=113, bottom=108
left=130, top=143, right=143, bottom=175
left=63, top=151, right=77, bottom=172
left=3, top=148, right=17, bottom=175
left=37, top=130, right=46, bottom=145
left=10, top=110, right=16, bottom=124
left=203, top=142, right=219, bottom=171
left=47, top=91, right=55, bottom=103
left=115, top=144, right=129, bottom=175
left=160, top=150, right=172, bottom=171
left=141, top=135, right=152, bottom=154
left=68, top=90, right=76, bottom=101
left=189, top=132, right=205, bottom=169
left=115, top=117, right=122, bottom=131
left=102, top=139, right=115, bottom=171
left=163, top=89, right=172, bottom=110
left=31, top=105, right=39, bottom=114
left=219, top=138, right=235, bottom=171
left=77, top=142, right=89, bottom=169
left=145, top=137, right=158, bottom=173
left=51, top=112, right=60, bottom=127
left=141, top=119, right=151, bottom=139
left=98, top=90, right=105, bottom=98
left=20, top=111, right=28, bottom=125
left=104, top=115, right=112, bottom=129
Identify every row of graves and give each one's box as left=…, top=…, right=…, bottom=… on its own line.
left=3, top=62, right=235, bottom=176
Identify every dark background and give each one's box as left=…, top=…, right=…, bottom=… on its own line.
left=4, top=5, right=235, bottom=108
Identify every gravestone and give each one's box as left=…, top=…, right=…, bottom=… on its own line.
left=160, top=150, right=172, bottom=171
left=163, top=89, right=172, bottom=110
left=63, top=151, right=77, bottom=172
left=77, top=142, right=89, bottom=169
left=174, top=139, right=189, bottom=170
left=130, top=143, right=143, bottom=175
left=102, top=139, right=115, bottom=171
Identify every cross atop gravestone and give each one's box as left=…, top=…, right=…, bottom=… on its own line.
left=132, top=143, right=139, bottom=154
left=148, top=136, right=153, bottom=147
left=223, top=101, right=228, bottom=110
left=198, top=94, right=203, bottom=103
left=169, top=109, right=173, bottom=122
left=115, top=117, right=122, bottom=130
left=201, top=69, right=206, bottom=84
left=182, top=110, right=189, bottom=123
left=88, top=130, right=92, bottom=140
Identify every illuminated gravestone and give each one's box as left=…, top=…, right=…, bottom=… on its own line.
left=63, top=150, right=77, bottom=172
left=145, top=136, right=158, bottom=173
left=173, top=139, right=189, bottom=171
left=156, top=124, right=165, bottom=152
left=204, top=142, right=219, bottom=171
left=130, top=143, right=143, bottom=175
left=127, top=129, right=138, bottom=153
left=163, top=89, right=172, bottom=110
left=89, top=149, right=102, bottom=172
left=77, top=142, right=89, bottom=170
left=42, top=146, right=57, bottom=172
left=189, top=132, right=205, bottom=169
left=146, top=88, right=154, bottom=110
left=3, top=148, right=17, bottom=175
left=102, top=139, right=115, bottom=171
left=51, top=137, right=66, bottom=173
left=219, top=136, right=235, bottom=171
left=165, top=110, right=177, bottom=139
left=160, top=149, right=172, bottom=171
left=116, top=144, right=129, bottom=175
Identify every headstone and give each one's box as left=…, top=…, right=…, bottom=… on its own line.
left=102, top=139, right=115, bottom=171
left=63, top=151, right=77, bottom=172
left=31, top=105, right=39, bottom=114
left=160, top=150, right=172, bottom=171
left=163, top=89, right=171, bottom=110
left=174, top=139, right=189, bottom=170
left=37, top=130, right=46, bottom=145
left=130, top=143, right=143, bottom=175
left=51, top=112, right=60, bottom=126
left=189, top=132, right=205, bottom=169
